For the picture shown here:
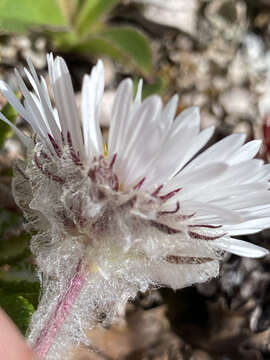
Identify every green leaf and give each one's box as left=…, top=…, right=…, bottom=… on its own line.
left=56, top=0, right=79, bottom=26
left=76, top=0, right=119, bottom=35
left=0, top=18, right=32, bottom=33
left=0, top=261, right=40, bottom=307
left=52, top=30, right=79, bottom=49
left=0, top=290, right=35, bottom=334
left=0, top=231, right=30, bottom=265
left=0, top=0, right=66, bottom=33
left=73, top=26, right=152, bottom=75
left=0, top=101, right=17, bottom=147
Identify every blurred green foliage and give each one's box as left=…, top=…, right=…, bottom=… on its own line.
left=133, top=75, right=165, bottom=100
left=0, top=290, right=35, bottom=334
left=0, top=0, right=65, bottom=30
left=0, top=209, right=40, bottom=335
left=0, top=101, right=18, bottom=147
left=0, top=93, right=39, bottom=334
left=0, top=0, right=153, bottom=76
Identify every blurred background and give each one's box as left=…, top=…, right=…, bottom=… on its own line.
left=1, top=0, right=270, bottom=359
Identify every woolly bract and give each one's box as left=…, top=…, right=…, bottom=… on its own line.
left=0, top=54, right=269, bottom=359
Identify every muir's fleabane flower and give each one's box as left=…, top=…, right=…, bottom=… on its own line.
left=0, top=54, right=270, bottom=360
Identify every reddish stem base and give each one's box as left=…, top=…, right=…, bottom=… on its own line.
left=33, top=260, right=86, bottom=359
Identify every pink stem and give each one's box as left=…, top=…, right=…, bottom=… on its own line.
left=33, top=260, right=86, bottom=359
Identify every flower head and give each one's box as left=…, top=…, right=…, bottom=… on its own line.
left=0, top=54, right=270, bottom=359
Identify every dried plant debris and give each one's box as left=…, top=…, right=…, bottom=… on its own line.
left=195, top=251, right=270, bottom=358
left=72, top=305, right=211, bottom=360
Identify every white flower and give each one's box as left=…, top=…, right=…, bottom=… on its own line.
left=0, top=54, right=270, bottom=359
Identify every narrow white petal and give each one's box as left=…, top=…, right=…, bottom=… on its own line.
left=210, top=159, right=264, bottom=187
left=53, top=108, right=61, bottom=129
left=134, top=79, right=143, bottom=105
left=0, top=81, right=27, bottom=118
left=183, top=200, right=243, bottom=224
left=24, top=63, right=61, bottom=142
left=108, top=78, right=133, bottom=156
left=47, top=54, right=62, bottom=127
left=120, top=95, right=163, bottom=185
left=81, top=75, right=91, bottom=156
left=228, top=140, right=262, bottom=164
left=184, top=133, right=246, bottom=171
left=40, top=76, right=53, bottom=109
left=49, top=56, right=84, bottom=158
left=163, top=148, right=223, bottom=196
left=0, top=112, right=32, bottom=147
left=15, top=72, right=47, bottom=133
left=195, top=183, right=268, bottom=203
left=224, top=217, right=270, bottom=235
left=173, top=125, right=215, bottom=175
left=24, top=67, right=39, bottom=94
left=122, top=95, right=178, bottom=187
left=212, top=191, right=270, bottom=210
left=15, top=70, right=52, bottom=143
left=81, top=60, right=104, bottom=157
left=142, top=109, right=213, bottom=188
left=23, top=99, right=54, bottom=152
left=142, top=112, right=199, bottom=187
left=172, top=106, right=200, bottom=135
left=214, top=237, right=269, bottom=258
left=243, top=206, right=270, bottom=219
left=158, top=94, right=178, bottom=134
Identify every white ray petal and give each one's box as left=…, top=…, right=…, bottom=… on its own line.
left=195, top=183, right=268, bottom=203
left=0, top=112, right=32, bottom=147
left=163, top=153, right=224, bottom=196
left=23, top=99, right=53, bottom=152
left=0, top=81, right=27, bottom=118
left=158, top=94, right=178, bottom=134
left=81, top=60, right=104, bottom=157
left=181, top=200, right=243, bottom=225
left=49, top=56, right=84, bottom=158
left=173, top=125, right=215, bottom=175
left=214, top=237, right=269, bottom=258
left=40, top=76, right=52, bottom=107
left=24, top=67, right=39, bottom=94
left=108, top=78, right=133, bottom=157
left=142, top=108, right=201, bottom=187
left=30, top=92, right=50, bottom=129
left=171, top=106, right=200, bottom=136
left=15, top=71, right=48, bottom=132
left=121, top=95, right=163, bottom=186
left=242, top=206, right=270, bottom=219
left=121, top=95, right=178, bottom=187
left=52, top=108, right=61, bottom=129
left=134, top=79, right=143, bottom=105
left=211, top=191, right=270, bottom=210
left=14, top=70, right=52, bottom=145
left=227, top=140, right=262, bottom=165
left=24, top=63, right=61, bottom=142
left=185, top=200, right=244, bottom=224
left=210, top=159, right=264, bottom=187
left=224, top=217, right=270, bottom=235
left=150, top=125, right=215, bottom=190
left=184, top=133, right=246, bottom=171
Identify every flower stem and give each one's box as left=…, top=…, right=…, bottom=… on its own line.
left=32, top=260, right=86, bottom=359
